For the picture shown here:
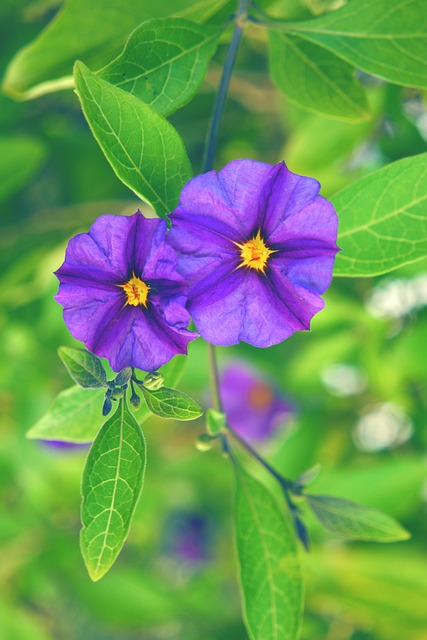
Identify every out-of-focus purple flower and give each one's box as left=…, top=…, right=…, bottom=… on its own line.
left=55, top=212, right=197, bottom=372
left=40, top=440, right=89, bottom=451
left=220, top=362, right=293, bottom=442
left=164, top=511, right=211, bottom=566
left=168, top=159, right=339, bottom=347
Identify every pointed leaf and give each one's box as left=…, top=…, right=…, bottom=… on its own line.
left=141, top=386, right=203, bottom=421
left=233, top=462, right=303, bottom=640
left=2, top=0, right=228, bottom=99
left=27, top=386, right=106, bottom=443
left=285, top=0, right=427, bottom=89
left=307, top=494, right=410, bottom=541
left=269, top=32, right=369, bottom=122
left=206, top=408, right=226, bottom=435
left=333, top=153, right=427, bottom=276
left=58, top=346, right=108, bottom=389
left=80, top=398, right=147, bottom=581
left=99, top=18, right=221, bottom=116
left=73, top=61, right=192, bottom=216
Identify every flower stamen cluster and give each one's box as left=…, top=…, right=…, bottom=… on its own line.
left=234, top=230, right=276, bottom=273
left=120, top=273, right=150, bottom=307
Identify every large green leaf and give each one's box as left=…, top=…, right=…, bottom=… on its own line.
left=74, top=62, right=192, bottom=216
left=2, top=0, right=228, bottom=99
left=283, top=0, right=427, bottom=88
left=58, top=346, right=108, bottom=389
left=333, top=153, right=427, bottom=276
left=27, top=386, right=106, bottom=443
left=141, top=386, right=203, bottom=421
left=269, top=32, right=369, bottom=122
left=0, top=137, right=46, bottom=203
left=99, top=19, right=221, bottom=116
left=80, top=398, right=147, bottom=581
left=307, top=494, right=410, bottom=541
left=233, top=461, right=303, bottom=640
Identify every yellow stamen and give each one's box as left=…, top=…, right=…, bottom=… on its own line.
left=234, top=230, right=276, bottom=273
left=120, top=273, right=150, bottom=307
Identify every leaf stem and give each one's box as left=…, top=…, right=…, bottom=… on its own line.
left=202, top=0, right=248, bottom=172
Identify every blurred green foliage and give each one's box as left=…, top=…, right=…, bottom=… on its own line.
left=1, top=1, right=426, bottom=639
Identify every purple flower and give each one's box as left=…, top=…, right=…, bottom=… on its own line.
left=164, top=511, right=211, bottom=566
left=40, top=440, right=89, bottom=452
left=55, top=212, right=197, bottom=372
left=220, top=362, right=293, bottom=442
left=168, top=160, right=339, bottom=347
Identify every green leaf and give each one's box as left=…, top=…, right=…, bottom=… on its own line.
left=73, top=62, right=192, bottom=216
left=58, top=346, right=108, bottom=389
left=99, top=18, right=221, bottom=116
left=26, top=386, right=106, bottom=443
left=268, top=32, right=369, bottom=122
left=80, top=398, right=147, bottom=581
left=0, top=137, right=46, bottom=203
left=333, top=153, right=427, bottom=276
left=2, top=0, right=228, bottom=100
left=206, top=408, right=226, bottom=435
left=141, top=386, right=203, bottom=421
left=307, top=494, right=410, bottom=542
left=233, top=461, right=303, bottom=640
left=284, top=0, right=427, bottom=89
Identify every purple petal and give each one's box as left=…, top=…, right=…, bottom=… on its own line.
left=174, top=159, right=277, bottom=237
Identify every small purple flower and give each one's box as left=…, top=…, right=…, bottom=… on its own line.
left=55, top=212, right=197, bottom=372
left=168, top=160, right=339, bottom=347
left=220, top=362, right=293, bottom=442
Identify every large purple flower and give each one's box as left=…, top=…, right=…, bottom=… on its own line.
left=55, top=211, right=197, bottom=372
left=220, top=362, right=293, bottom=442
left=168, top=159, right=339, bottom=347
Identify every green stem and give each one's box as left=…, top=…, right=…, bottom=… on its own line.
left=202, top=0, right=298, bottom=504
left=203, top=0, right=248, bottom=172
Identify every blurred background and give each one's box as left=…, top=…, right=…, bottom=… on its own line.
left=1, top=1, right=427, bottom=639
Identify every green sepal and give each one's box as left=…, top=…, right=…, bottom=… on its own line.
left=206, top=408, right=226, bottom=436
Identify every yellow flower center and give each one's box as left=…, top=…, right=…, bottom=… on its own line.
left=120, top=273, right=150, bottom=307
left=235, top=230, right=276, bottom=273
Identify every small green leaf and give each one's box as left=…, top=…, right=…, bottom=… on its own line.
left=0, top=137, right=46, bottom=203
left=113, top=367, right=133, bottom=387
left=206, top=408, right=226, bottom=435
left=99, top=18, right=221, bottom=116
left=73, top=61, right=192, bottom=216
left=58, top=346, right=108, bottom=389
left=141, top=386, right=203, bottom=421
left=284, top=0, right=427, bottom=89
left=307, top=494, right=410, bottom=542
left=333, top=153, right=427, bottom=277
left=233, top=461, right=303, bottom=640
left=26, top=386, right=106, bottom=443
left=80, top=398, right=147, bottom=581
left=269, top=32, right=369, bottom=122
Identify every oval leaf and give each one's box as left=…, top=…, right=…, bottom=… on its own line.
left=286, top=0, right=427, bottom=89
left=307, top=494, right=410, bottom=542
left=80, top=398, right=147, bottom=581
left=58, top=346, right=108, bottom=389
left=99, top=18, right=221, bottom=116
left=73, top=61, right=192, bottom=216
left=141, top=386, right=203, bottom=420
left=233, top=462, right=303, bottom=640
left=269, top=32, right=369, bottom=122
left=26, top=386, right=106, bottom=443
left=333, top=153, right=427, bottom=276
